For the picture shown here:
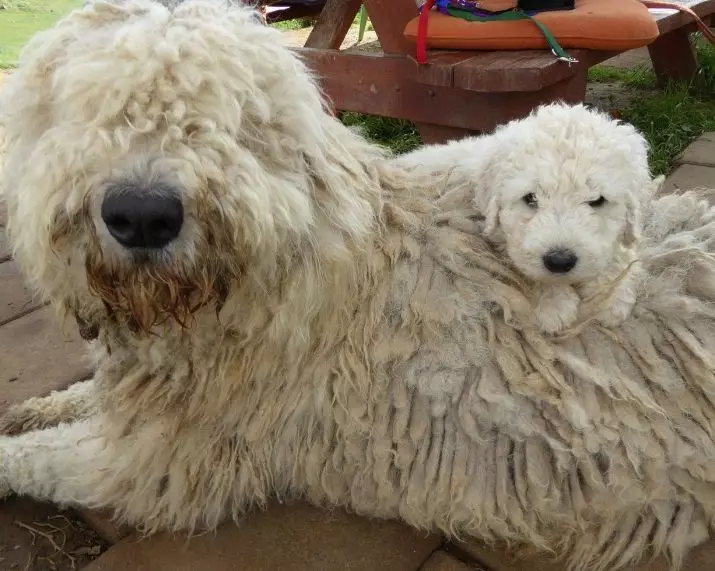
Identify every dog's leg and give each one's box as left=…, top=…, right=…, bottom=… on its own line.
left=0, top=416, right=245, bottom=530
left=531, top=285, right=580, bottom=334
left=0, top=418, right=107, bottom=501
left=0, top=379, right=98, bottom=436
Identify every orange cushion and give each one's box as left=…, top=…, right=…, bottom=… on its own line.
left=404, top=0, right=660, bottom=52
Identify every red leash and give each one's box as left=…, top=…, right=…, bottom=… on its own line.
left=417, top=0, right=437, bottom=64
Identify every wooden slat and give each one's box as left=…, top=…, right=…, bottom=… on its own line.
left=452, top=49, right=583, bottom=92
left=304, top=0, right=362, bottom=49
left=300, top=47, right=580, bottom=93
left=651, top=0, right=715, bottom=34
left=301, top=48, right=585, bottom=130
left=415, top=51, right=482, bottom=87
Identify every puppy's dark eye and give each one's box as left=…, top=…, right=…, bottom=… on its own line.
left=588, top=196, right=607, bottom=207
left=522, top=193, right=538, bottom=208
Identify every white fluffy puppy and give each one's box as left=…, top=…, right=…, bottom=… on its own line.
left=398, top=104, right=664, bottom=334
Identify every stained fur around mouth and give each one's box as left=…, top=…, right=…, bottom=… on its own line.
left=84, top=246, right=233, bottom=333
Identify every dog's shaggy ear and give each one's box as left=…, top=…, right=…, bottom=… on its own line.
left=469, top=137, right=506, bottom=237
left=622, top=196, right=641, bottom=247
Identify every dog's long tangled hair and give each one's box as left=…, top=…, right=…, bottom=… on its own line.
left=2, top=2, right=715, bottom=571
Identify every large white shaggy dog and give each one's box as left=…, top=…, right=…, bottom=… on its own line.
left=3, top=2, right=715, bottom=570
left=396, top=107, right=664, bottom=335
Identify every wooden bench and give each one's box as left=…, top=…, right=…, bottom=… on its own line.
left=277, top=0, right=715, bottom=143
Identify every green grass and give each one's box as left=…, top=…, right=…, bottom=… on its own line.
left=341, top=112, right=421, bottom=155
left=271, top=18, right=315, bottom=31
left=270, top=12, right=373, bottom=33
left=587, top=65, right=656, bottom=89
left=587, top=41, right=715, bottom=175
left=622, top=88, right=715, bottom=175
left=0, top=0, right=84, bottom=68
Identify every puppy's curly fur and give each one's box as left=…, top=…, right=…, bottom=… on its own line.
left=2, top=2, right=715, bottom=571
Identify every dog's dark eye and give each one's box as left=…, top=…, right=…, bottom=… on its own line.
left=522, top=193, right=538, bottom=208
left=588, top=196, right=607, bottom=207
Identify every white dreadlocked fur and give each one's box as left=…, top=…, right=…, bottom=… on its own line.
left=1, top=1, right=715, bottom=569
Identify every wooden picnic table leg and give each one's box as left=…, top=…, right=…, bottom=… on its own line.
left=648, top=29, right=698, bottom=85
left=302, top=0, right=362, bottom=118
left=305, top=0, right=362, bottom=49
left=364, top=0, right=480, bottom=143
left=362, top=0, right=417, bottom=54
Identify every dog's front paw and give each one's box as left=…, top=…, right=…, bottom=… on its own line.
left=532, top=286, right=580, bottom=334
left=0, top=401, right=56, bottom=436
left=0, top=380, right=97, bottom=436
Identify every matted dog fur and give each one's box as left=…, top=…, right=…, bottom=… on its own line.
left=1, top=1, right=715, bottom=570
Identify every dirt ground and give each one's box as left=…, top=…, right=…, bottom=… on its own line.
left=0, top=499, right=108, bottom=571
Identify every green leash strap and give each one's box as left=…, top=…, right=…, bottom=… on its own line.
left=357, top=4, right=369, bottom=43
left=444, top=7, right=579, bottom=64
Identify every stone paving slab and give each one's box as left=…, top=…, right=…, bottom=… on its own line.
left=457, top=540, right=568, bottom=571
left=456, top=538, right=715, bottom=571
left=84, top=502, right=442, bottom=571
left=0, top=305, right=91, bottom=416
left=78, top=511, right=132, bottom=546
left=421, top=550, right=482, bottom=570
left=676, top=132, right=715, bottom=167
left=661, top=163, right=715, bottom=195
left=0, top=259, right=42, bottom=326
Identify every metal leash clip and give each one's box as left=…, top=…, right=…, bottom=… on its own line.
left=551, top=48, right=579, bottom=65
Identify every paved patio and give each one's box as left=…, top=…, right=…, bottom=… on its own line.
left=1, top=136, right=715, bottom=570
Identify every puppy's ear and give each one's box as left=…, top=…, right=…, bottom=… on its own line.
left=474, top=142, right=504, bottom=236
left=622, top=193, right=642, bottom=247
left=623, top=175, right=663, bottom=246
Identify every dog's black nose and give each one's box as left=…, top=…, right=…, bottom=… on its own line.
left=101, top=187, right=184, bottom=249
left=542, top=249, right=578, bottom=274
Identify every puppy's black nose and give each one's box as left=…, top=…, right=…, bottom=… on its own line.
left=543, top=249, right=578, bottom=274
left=101, top=187, right=183, bottom=249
